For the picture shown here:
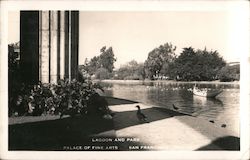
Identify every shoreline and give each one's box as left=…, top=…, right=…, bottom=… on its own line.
left=94, top=79, right=240, bottom=85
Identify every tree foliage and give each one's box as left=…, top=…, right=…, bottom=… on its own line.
left=95, top=68, right=112, bottom=80
left=84, top=56, right=101, bottom=75
left=83, top=46, right=116, bottom=79
left=115, top=60, right=145, bottom=80
left=217, top=64, right=240, bottom=82
left=82, top=43, right=236, bottom=82
left=144, top=43, right=176, bottom=79
left=173, top=47, right=226, bottom=81
left=99, top=46, right=116, bottom=73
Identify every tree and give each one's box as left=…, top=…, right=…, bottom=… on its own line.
left=173, top=47, right=226, bottom=81
left=94, top=68, right=111, bottom=80
left=116, top=60, right=145, bottom=80
left=87, top=56, right=101, bottom=75
left=99, top=46, right=116, bottom=73
left=144, top=43, right=176, bottom=79
left=83, top=46, right=116, bottom=77
left=217, top=64, right=240, bottom=82
left=173, top=47, right=197, bottom=80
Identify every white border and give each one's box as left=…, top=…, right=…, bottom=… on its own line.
left=0, top=1, right=249, bottom=160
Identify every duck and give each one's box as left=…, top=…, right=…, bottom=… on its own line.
left=209, top=120, right=215, bottom=123
left=135, top=105, right=149, bottom=123
left=221, top=124, right=227, bottom=128
left=172, top=104, right=179, bottom=110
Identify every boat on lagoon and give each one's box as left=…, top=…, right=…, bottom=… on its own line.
left=193, top=86, right=223, bottom=98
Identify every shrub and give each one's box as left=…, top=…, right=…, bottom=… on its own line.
left=9, top=79, right=108, bottom=117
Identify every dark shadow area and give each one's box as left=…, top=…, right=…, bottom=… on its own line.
left=105, top=96, right=138, bottom=106
left=9, top=115, right=114, bottom=151
left=8, top=96, right=138, bottom=151
left=113, top=107, right=186, bottom=130
left=196, top=136, right=240, bottom=150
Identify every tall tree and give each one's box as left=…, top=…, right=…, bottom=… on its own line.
left=174, top=47, right=226, bottom=81
left=99, top=46, right=116, bottom=73
left=83, top=46, right=116, bottom=77
left=144, top=43, right=176, bottom=79
left=87, top=56, right=101, bottom=75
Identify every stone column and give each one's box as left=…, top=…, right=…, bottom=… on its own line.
left=20, top=11, right=79, bottom=85
left=68, top=11, right=72, bottom=81
left=71, top=11, right=79, bottom=80
left=59, top=11, right=65, bottom=79
left=50, top=11, right=58, bottom=84
left=64, top=11, right=69, bottom=79
left=20, top=11, right=39, bottom=84
left=39, top=11, right=50, bottom=83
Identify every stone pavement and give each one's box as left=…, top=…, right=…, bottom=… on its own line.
left=109, top=103, right=240, bottom=151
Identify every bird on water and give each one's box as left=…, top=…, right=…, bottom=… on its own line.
left=209, top=120, right=215, bottom=123
left=135, top=105, right=149, bottom=123
left=221, top=124, right=227, bottom=128
left=172, top=104, right=179, bottom=110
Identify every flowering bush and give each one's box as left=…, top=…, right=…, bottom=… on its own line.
left=9, top=79, right=107, bottom=117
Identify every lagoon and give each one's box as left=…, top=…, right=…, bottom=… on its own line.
left=97, top=80, right=240, bottom=135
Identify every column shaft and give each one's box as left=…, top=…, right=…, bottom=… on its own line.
left=68, top=11, right=72, bottom=81
left=50, top=11, right=58, bottom=84
left=20, top=11, right=39, bottom=84
left=59, top=11, right=65, bottom=79
left=39, top=11, right=50, bottom=83
left=20, top=11, right=79, bottom=85
left=64, top=11, right=69, bottom=79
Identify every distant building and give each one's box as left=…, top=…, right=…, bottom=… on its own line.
left=227, top=62, right=240, bottom=66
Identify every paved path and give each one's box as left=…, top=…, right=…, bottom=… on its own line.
left=8, top=101, right=240, bottom=151
left=109, top=103, right=239, bottom=151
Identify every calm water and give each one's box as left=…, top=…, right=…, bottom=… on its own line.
left=98, top=81, right=240, bottom=134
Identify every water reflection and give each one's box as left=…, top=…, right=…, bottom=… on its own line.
left=98, top=81, right=239, bottom=131
left=193, top=96, right=223, bottom=108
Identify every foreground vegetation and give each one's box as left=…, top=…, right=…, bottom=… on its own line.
left=8, top=78, right=112, bottom=117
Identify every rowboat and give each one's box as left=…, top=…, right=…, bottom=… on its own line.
left=193, top=86, right=223, bottom=98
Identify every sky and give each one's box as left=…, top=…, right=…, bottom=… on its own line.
left=79, top=11, right=240, bottom=68
left=8, top=11, right=242, bottom=68
left=8, top=12, right=20, bottom=44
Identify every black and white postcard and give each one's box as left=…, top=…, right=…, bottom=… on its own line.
left=0, top=0, right=249, bottom=160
